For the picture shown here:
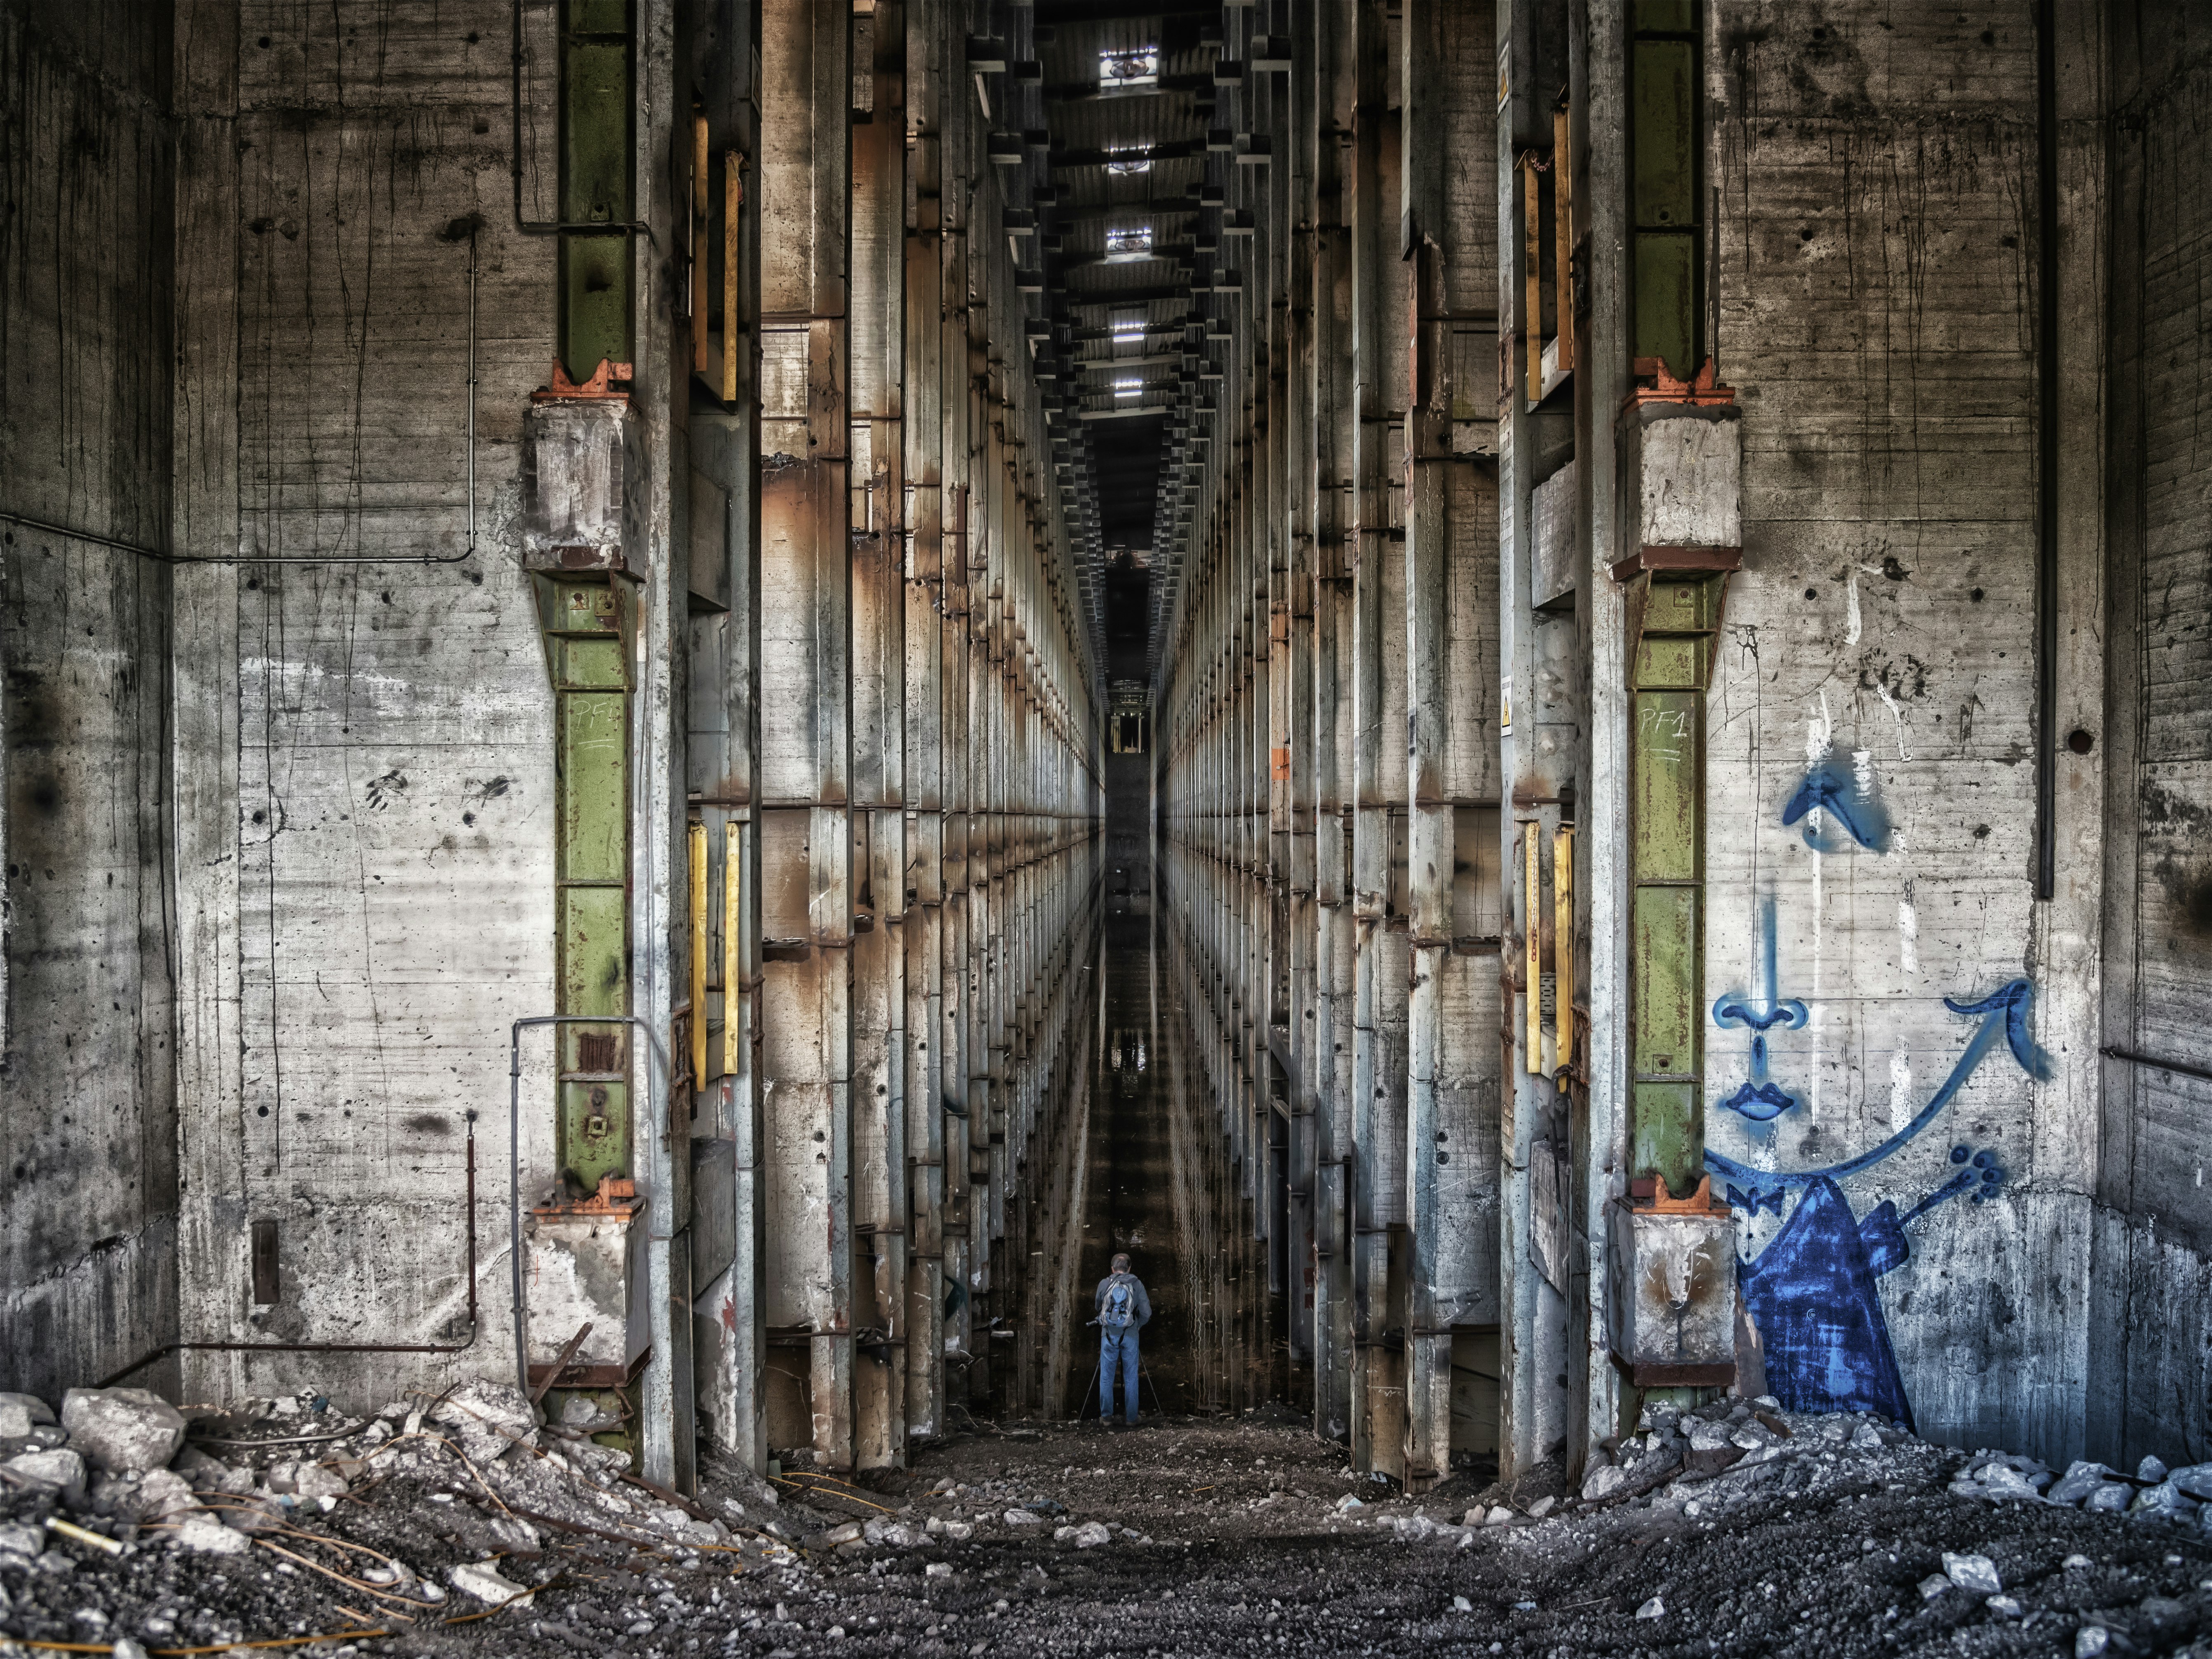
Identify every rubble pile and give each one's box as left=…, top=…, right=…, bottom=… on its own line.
left=1566, top=1392, right=2212, bottom=1539
left=0, top=1382, right=800, bottom=1655
left=2, top=1391, right=2209, bottom=1657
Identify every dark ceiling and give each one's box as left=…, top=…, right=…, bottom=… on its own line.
left=985, top=2, right=1263, bottom=681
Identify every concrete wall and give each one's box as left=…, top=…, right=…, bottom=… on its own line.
left=172, top=0, right=557, bottom=1407
left=2091, top=2, right=2212, bottom=1469
left=1701, top=2, right=2094, bottom=1457
left=0, top=0, right=181, bottom=1400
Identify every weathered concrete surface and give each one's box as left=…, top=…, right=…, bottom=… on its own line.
left=1701, top=1, right=2095, bottom=1463
left=171, top=0, right=556, bottom=1406
left=2090, top=2, right=2212, bottom=1472
left=0, top=0, right=181, bottom=1402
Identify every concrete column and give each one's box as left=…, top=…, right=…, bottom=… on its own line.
left=851, top=0, right=909, bottom=1471
left=902, top=0, right=948, bottom=1443
left=1309, top=0, right=1359, bottom=1447
left=758, top=0, right=854, bottom=1471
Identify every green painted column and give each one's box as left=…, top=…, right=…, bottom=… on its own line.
left=547, top=580, right=636, bottom=1191
left=1626, top=575, right=1721, bottom=1198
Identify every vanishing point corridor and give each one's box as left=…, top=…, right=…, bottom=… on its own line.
left=2, top=0, right=2212, bottom=1653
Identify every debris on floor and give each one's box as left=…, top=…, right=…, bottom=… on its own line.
left=2, top=1389, right=2209, bottom=1656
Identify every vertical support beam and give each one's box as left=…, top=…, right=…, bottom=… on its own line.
left=632, top=0, right=692, bottom=1492
left=1284, top=0, right=1322, bottom=1406
left=1401, top=0, right=1448, bottom=1495
left=851, top=0, right=909, bottom=1473
left=1573, top=0, right=1632, bottom=1478
left=1311, top=0, right=1359, bottom=1446
left=759, top=0, right=853, bottom=1471
left=681, top=0, right=766, bottom=1478
left=2030, top=0, right=2104, bottom=1463
left=1347, top=0, right=1404, bottom=1478
left=173, top=0, right=246, bottom=1407
left=902, top=0, right=949, bottom=1444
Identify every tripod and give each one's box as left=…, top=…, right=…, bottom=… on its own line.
left=1079, top=1344, right=1166, bottom=1422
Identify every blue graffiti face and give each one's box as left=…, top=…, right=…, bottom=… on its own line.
left=1783, top=745, right=1892, bottom=853
left=1713, top=895, right=1808, bottom=1121
left=1709, top=977, right=2050, bottom=1427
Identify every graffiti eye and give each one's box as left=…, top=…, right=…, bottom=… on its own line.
left=1950, top=1145, right=1971, bottom=1164
left=1972, top=1150, right=1996, bottom=1169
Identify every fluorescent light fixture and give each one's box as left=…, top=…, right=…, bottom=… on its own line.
left=1112, top=318, right=1147, bottom=341
left=1105, top=144, right=1152, bottom=176
left=1104, top=224, right=1154, bottom=261
left=1113, top=377, right=1142, bottom=397
left=1099, top=48, right=1159, bottom=90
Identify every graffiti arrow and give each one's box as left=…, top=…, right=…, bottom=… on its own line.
left=1707, top=978, right=2051, bottom=1190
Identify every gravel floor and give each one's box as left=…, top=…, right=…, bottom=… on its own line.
left=4, top=1397, right=2211, bottom=1658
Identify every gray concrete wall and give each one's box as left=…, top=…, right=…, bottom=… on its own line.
left=2091, top=3, right=2212, bottom=1470
left=1702, top=2, right=2094, bottom=1459
left=0, top=0, right=181, bottom=1401
left=171, top=0, right=556, bottom=1407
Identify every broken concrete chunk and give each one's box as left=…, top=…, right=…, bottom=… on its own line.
left=1687, top=1422, right=1735, bottom=1453
left=429, top=1381, right=536, bottom=1466
left=1957, top=1464, right=2043, bottom=1503
left=1003, top=1508, right=1044, bottom=1525
left=132, top=1469, right=198, bottom=1523
left=1849, top=1423, right=1885, bottom=1450
left=2049, top=1461, right=2118, bottom=1505
left=1525, top=1495, right=1556, bottom=1520
left=1986, top=1595, right=2022, bottom=1618
left=263, top=1459, right=345, bottom=1499
left=2083, top=1483, right=2132, bottom=1513
left=0, top=1393, right=56, bottom=1427
left=2129, top=1478, right=2198, bottom=1519
left=1579, top=1463, right=1631, bottom=1502
left=807, top=1521, right=865, bottom=1549
left=60, top=1389, right=186, bottom=1474
left=166, top=1514, right=250, bottom=1556
left=2137, top=1455, right=2168, bottom=1482
left=1942, top=1552, right=2002, bottom=1595
left=0, top=1401, right=33, bottom=1441
left=2076, top=1626, right=2111, bottom=1657
left=0, top=1523, right=41, bottom=1556
left=2169, top=1462, right=2212, bottom=1501
left=1917, top=1574, right=1954, bottom=1601
left=558, top=1396, right=622, bottom=1434
left=448, top=1562, right=531, bottom=1605
left=1068, top=1520, right=1111, bottom=1548
left=1635, top=1596, right=1664, bottom=1619
left=5, top=1448, right=87, bottom=1490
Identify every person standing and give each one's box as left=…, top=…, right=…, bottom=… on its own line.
left=1092, top=1253, right=1152, bottom=1426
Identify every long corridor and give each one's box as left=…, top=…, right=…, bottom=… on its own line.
left=4, top=0, right=2212, bottom=1651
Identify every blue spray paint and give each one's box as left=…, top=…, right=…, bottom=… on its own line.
left=1783, top=746, right=1892, bottom=853
left=1713, top=894, right=1807, bottom=1121
left=1709, top=978, right=2048, bottom=1423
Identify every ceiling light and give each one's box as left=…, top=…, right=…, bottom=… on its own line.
left=1114, top=378, right=1142, bottom=397
left=1099, top=48, right=1158, bottom=90
left=1104, top=225, right=1154, bottom=261
left=1105, top=145, right=1152, bottom=176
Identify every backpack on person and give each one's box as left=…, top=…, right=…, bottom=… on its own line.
left=1101, top=1275, right=1136, bottom=1331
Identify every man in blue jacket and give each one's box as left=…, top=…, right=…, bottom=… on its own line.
left=1093, top=1253, right=1152, bottom=1427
